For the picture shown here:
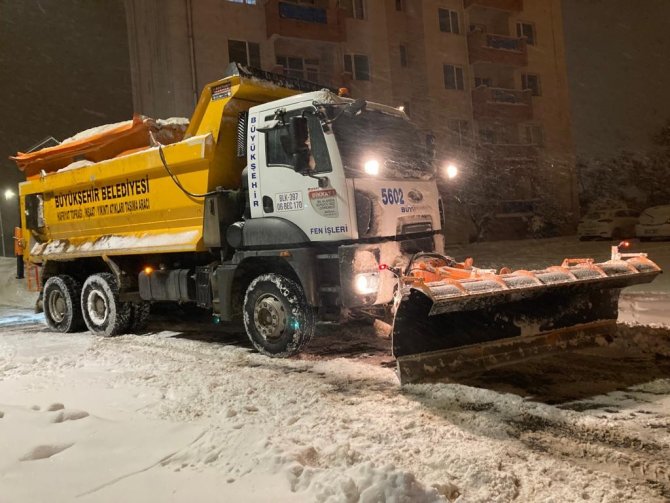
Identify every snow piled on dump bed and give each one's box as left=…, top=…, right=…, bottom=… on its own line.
left=156, top=117, right=190, bottom=127
left=60, top=120, right=134, bottom=144
left=30, top=230, right=200, bottom=258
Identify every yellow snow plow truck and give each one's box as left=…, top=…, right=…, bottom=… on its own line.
left=14, top=64, right=661, bottom=383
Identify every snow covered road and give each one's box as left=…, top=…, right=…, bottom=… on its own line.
left=1, top=238, right=670, bottom=502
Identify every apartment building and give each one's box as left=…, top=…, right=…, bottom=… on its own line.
left=124, top=0, right=576, bottom=240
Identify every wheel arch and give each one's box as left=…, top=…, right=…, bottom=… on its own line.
left=221, top=251, right=319, bottom=322
left=41, top=257, right=110, bottom=287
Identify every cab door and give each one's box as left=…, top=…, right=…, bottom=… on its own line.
left=252, top=106, right=353, bottom=243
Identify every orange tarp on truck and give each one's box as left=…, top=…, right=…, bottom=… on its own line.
left=11, top=115, right=151, bottom=179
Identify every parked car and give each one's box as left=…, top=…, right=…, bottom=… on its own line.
left=636, top=205, right=670, bottom=240
left=577, top=208, right=639, bottom=240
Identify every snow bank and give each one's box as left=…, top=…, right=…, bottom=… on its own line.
left=0, top=330, right=448, bottom=502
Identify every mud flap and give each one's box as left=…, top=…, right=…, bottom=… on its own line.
left=392, top=265, right=661, bottom=384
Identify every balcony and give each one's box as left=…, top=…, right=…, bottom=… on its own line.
left=472, top=86, right=533, bottom=121
left=463, top=0, right=523, bottom=11
left=468, top=31, right=527, bottom=66
left=266, top=0, right=346, bottom=43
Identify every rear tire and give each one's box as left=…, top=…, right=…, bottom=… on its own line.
left=81, top=273, right=131, bottom=337
left=243, top=273, right=315, bottom=357
left=43, top=275, right=84, bottom=333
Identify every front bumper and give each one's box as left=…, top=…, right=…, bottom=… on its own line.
left=339, top=234, right=442, bottom=308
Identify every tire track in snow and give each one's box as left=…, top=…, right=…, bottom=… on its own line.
left=507, top=406, right=670, bottom=498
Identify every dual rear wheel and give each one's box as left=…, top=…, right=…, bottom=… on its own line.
left=43, top=271, right=315, bottom=358
left=43, top=273, right=150, bottom=336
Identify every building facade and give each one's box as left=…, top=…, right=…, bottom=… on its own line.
left=124, top=0, right=576, bottom=241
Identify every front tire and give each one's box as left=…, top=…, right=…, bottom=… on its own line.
left=81, top=273, right=131, bottom=336
left=243, top=274, right=315, bottom=357
left=43, top=275, right=84, bottom=333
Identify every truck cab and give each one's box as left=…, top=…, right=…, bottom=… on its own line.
left=235, top=90, right=443, bottom=309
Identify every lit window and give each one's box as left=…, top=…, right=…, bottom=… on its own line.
left=516, top=22, right=536, bottom=45
left=226, top=0, right=256, bottom=4
left=344, top=54, right=370, bottom=81
left=438, top=9, right=460, bottom=34
left=443, top=64, right=464, bottom=90
left=228, top=40, right=260, bottom=67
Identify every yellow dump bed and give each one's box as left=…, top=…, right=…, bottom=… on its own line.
left=18, top=69, right=300, bottom=262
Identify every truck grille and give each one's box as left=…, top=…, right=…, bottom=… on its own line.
left=400, top=222, right=433, bottom=254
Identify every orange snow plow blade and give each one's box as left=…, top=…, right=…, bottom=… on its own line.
left=392, top=247, right=662, bottom=384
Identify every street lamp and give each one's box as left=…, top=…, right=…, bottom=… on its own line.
left=0, top=188, right=16, bottom=257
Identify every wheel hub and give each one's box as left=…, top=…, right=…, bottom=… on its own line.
left=86, top=290, right=108, bottom=326
left=47, top=290, right=67, bottom=323
left=253, top=294, right=286, bottom=341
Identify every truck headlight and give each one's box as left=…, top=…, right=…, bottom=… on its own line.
left=363, top=159, right=380, bottom=176
left=354, top=273, right=379, bottom=295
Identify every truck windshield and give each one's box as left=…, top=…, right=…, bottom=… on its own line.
left=330, top=109, right=434, bottom=180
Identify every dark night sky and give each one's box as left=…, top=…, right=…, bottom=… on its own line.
left=0, top=0, right=133, bottom=254
left=562, top=0, right=670, bottom=159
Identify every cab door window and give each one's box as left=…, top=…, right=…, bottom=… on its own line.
left=265, top=110, right=332, bottom=173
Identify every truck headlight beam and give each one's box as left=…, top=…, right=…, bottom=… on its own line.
left=354, top=273, right=380, bottom=295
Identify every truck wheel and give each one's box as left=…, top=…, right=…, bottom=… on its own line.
left=128, top=302, right=151, bottom=333
left=243, top=273, right=315, bottom=357
left=43, top=275, right=84, bottom=333
left=81, top=273, right=131, bottom=337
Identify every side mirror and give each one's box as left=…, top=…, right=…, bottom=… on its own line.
left=289, top=116, right=309, bottom=151
left=289, top=116, right=310, bottom=174
left=344, top=98, right=366, bottom=117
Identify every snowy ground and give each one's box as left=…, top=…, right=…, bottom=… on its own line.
left=1, top=238, right=669, bottom=502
